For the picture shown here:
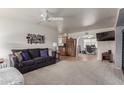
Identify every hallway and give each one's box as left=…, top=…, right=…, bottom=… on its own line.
left=77, top=54, right=97, bottom=61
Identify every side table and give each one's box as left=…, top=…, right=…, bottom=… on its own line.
left=0, top=58, right=8, bottom=69
left=56, top=51, right=61, bottom=61
left=52, top=51, right=61, bottom=61
left=0, top=58, right=4, bottom=63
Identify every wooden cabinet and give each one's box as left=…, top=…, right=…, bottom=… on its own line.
left=62, top=36, right=68, bottom=44
left=58, top=36, right=76, bottom=57
left=59, top=46, right=66, bottom=56
left=66, top=38, right=76, bottom=57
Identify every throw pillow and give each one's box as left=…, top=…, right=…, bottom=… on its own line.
left=14, top=51, right=23, bottom=62
left=21, top=51, right=31, bottom=61
left=40, top=49, right=49, bottom=57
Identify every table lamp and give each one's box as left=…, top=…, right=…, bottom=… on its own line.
left=52, top=42, right=58, bottom=51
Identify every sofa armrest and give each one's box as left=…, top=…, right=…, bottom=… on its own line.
left=52, top=51, right=56, bottom=58
left=9, top=54, right=20, bottom=67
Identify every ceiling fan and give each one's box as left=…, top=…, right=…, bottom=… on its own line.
left=83, top=32, right=95, bottom=39
left=40, top=9, right=64, bottom=22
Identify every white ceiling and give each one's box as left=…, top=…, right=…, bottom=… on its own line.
left=0, top=8, right=118, bottom=33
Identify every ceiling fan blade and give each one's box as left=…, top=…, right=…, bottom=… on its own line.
left=48, top=17, right=64, bottom=21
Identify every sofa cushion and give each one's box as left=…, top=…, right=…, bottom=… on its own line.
left=29, top=49, right=40, bottom=58
left=45, top=56, right=54, bottom=61
left=40, top=49, right=49, bottom=57
left=33, top=57, right=45, bottom=64
left=21, top=51, right=31, bottom=61
left=22, top=60, right=35, bottom=66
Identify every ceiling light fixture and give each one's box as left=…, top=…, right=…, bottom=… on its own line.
left=83, top=33, right=95, bottom=39
left=40, top=10, right=64, bottom=22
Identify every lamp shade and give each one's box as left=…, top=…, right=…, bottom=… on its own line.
left=52, top=42, right=57, bottom=47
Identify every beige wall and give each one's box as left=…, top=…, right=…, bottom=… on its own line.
left=0, top=18, right=58, bottom=64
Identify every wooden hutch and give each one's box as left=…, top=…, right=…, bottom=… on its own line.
left=58, top=34, right=76, bottom=57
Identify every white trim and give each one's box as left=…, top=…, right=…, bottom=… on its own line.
left=114, top=8, right=121, bottom=28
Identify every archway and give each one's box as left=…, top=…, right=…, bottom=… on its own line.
left=76, top=34, right=97, bottom=61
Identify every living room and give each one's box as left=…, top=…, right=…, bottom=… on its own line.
left=0, top=8, right=123, bottom=85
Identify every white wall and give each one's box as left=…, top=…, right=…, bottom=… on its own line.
left=69, top=27, right=116, bottom=62
left=97, top=41, right=115, bottom=61
left=78, top=38, right=85, bottom=52
left=0, top=18, right=58, bottom=64
left=69, top=27, right=114, bottom=38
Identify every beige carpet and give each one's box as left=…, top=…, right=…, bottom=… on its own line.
left=23, top=58, right=124, bottom=85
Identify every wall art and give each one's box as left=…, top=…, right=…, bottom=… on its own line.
left=26, top=33, right=45, bottom=44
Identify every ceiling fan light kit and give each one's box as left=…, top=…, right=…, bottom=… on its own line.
left=40, top=9, right=64, bottom=22
left=48, top=17, right=64, bottom=21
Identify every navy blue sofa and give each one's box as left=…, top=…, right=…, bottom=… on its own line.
left=10, top=48, right=56, bottom=74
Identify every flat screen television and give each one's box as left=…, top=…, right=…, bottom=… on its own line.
left=96, top=31, right=115, bottom=41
